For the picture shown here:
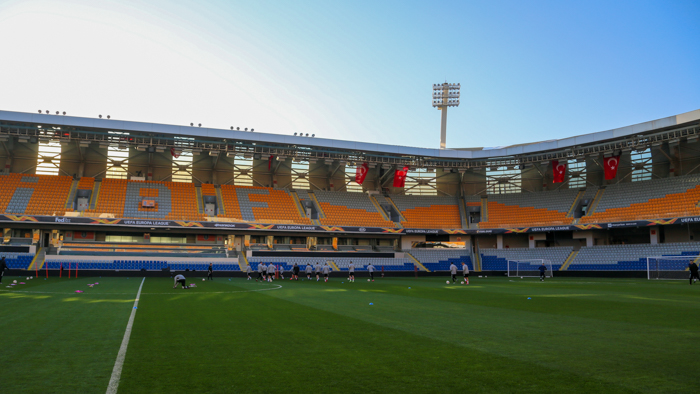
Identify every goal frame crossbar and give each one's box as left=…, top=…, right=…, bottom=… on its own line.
left=507, top=259, right=553, bottom=278
left=646, top=255, right=699, bottom=280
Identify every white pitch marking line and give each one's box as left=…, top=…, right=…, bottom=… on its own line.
left=106, top=277, right=145, bottom=394
left=0, top=284, right=283, bottom=295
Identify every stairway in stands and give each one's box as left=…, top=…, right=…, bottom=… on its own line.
left=28, top=247, right=46, bottom=271
left=238, top=252, right=249, bottom=271
left=587, top=188, right=605, bottom=216
left=405, top=251, right=430, bottom=272
left=64, top=180, right=79, bottom=210
left=89, top=181, right=101, bottom=210
left=566, top=191, right=584, bottom=218
left=559, top=250, right=579, bottom=270
left=195, top=186, right=204, bottom=214
left=216, top=186, right=226, bottom=215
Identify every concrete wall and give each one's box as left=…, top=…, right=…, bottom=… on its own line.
left=614, top=151, right=633, bottom=185
left=308, top=161, right=330, bottom=190
left=436, top=169, right=460, bottom=196
left=127, top=148, right=149, bottom=180
left=502, top=234, right=529, bottom=248
left=476, top=235, right=498, bottom=249
left=274, top=158, right=293, bottom=189
left=521, top=165, right=544, bottom=192
left=328, top=161, right=346, bottom=191
left=677, top=139, right=700, bottom=176
left=82, top=145, right=109, bottom=179
left=461, top=169, right=486, bottom=196
left=10, top=139, right=39, bottom=174
left=58, top=141, right=82, bottom=177
left=191, top=153, right=235, bottom=186
left=361, top=166, right=382, bottom=192
left=151, top=151, right=173, bottom=181
left=0, top=140, right=8, bottom=172
left=192, top=154, right=215, bottom=185
left=652, top=144, right=672, bottom=179
left=663, top=225, right=696, bottom=243
left=252, top=158, right=272, bottom=188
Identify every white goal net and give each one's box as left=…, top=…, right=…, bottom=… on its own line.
left=507, top=259, right=552, bottom=278
left=646, top=256, right=699, bottom=280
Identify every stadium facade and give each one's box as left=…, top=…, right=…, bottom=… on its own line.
left=1, top=108, right=699, bottom=275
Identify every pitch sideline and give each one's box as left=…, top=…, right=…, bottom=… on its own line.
left=106, top=277, right=145, bottom=394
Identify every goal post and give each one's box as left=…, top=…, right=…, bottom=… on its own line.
left=507, top=259, right=553, bottom=278
left=646, top=256, right=699, bottom=280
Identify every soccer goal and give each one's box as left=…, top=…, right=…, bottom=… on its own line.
left=646, top=256, right=699, bottom=280
left=507, top=259, right=553, bottom=278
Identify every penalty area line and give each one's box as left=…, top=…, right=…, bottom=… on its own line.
left=106, top=277, right=145, bottom=394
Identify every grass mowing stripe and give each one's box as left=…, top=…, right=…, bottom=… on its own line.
left=119, top=278, right=632, bottom=393
left=106, top=277, right=145, bottom=394
left=255, top=277, right=699, bottom=392
left=0, top=277, right=143, bottom=393
left=4, top=276, right=699, bottom=393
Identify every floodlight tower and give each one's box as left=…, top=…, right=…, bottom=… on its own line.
left=432, top=82, right=460, bottom=149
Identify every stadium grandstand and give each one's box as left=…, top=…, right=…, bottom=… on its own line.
left=1, top=108, right=700, bottom=276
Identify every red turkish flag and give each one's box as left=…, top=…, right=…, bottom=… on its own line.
left=268, top=155, right=274, bottom=170
left=355, top=162, right=369, bottom=185
left=552, top=160, right=566, bottom=183
left=170, top=147, right=180, bottom=159
left=604, top=156, right=620, bottom=180
left=393, top=166, right=409, bottom=187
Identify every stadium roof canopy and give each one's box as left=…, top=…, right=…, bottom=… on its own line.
left=1, top=109, right=699, bottom=169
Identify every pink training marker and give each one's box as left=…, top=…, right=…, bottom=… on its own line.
left=75, top=290, right=83, bottom=293
left=19, top=282, right=25, bottom=284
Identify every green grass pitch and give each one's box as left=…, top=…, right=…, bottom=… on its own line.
left=1, top=274, right=699, bottom=393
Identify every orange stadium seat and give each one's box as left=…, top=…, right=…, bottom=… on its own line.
left=0, top=173, right=72, bottom=215
left=77, top=177, right=95, bottom=190
left=318, top=202, right=394, bottom=227
left=388, top=195, right=462, bottom=229
left=201, top=183, right=217, bottom=196
left=165, top=181, right=201, bottom=221
left=84, top=178, right=128, bottom=218
left=85, top=179, right=203, bottom=221
left=480, top=202, right=574, bottom=228
left=399, top=205, right=462, bottom=229
left=218, top=185, right=242, bottom=220
left=218, top=185, right=311, bottom=224
left=580, top=185, right=700, bottom=223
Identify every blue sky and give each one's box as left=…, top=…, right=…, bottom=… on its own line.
left=0, top=0, right=698, bottom=149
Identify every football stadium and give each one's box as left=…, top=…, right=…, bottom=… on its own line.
left=1, top=108, right=700, bottom=393
left=2, top=2, right=700, bottom=394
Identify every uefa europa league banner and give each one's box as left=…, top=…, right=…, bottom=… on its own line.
left=1, top=214, right=699, bottom=235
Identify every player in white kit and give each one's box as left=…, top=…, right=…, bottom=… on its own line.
left=348, top=261, right=355, bottom=282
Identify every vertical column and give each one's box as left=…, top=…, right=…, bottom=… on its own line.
left=440, top=108, right=448, bottom=149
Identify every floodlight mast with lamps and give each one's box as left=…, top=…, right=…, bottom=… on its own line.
left=432, top=82, right=460, bottom=149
